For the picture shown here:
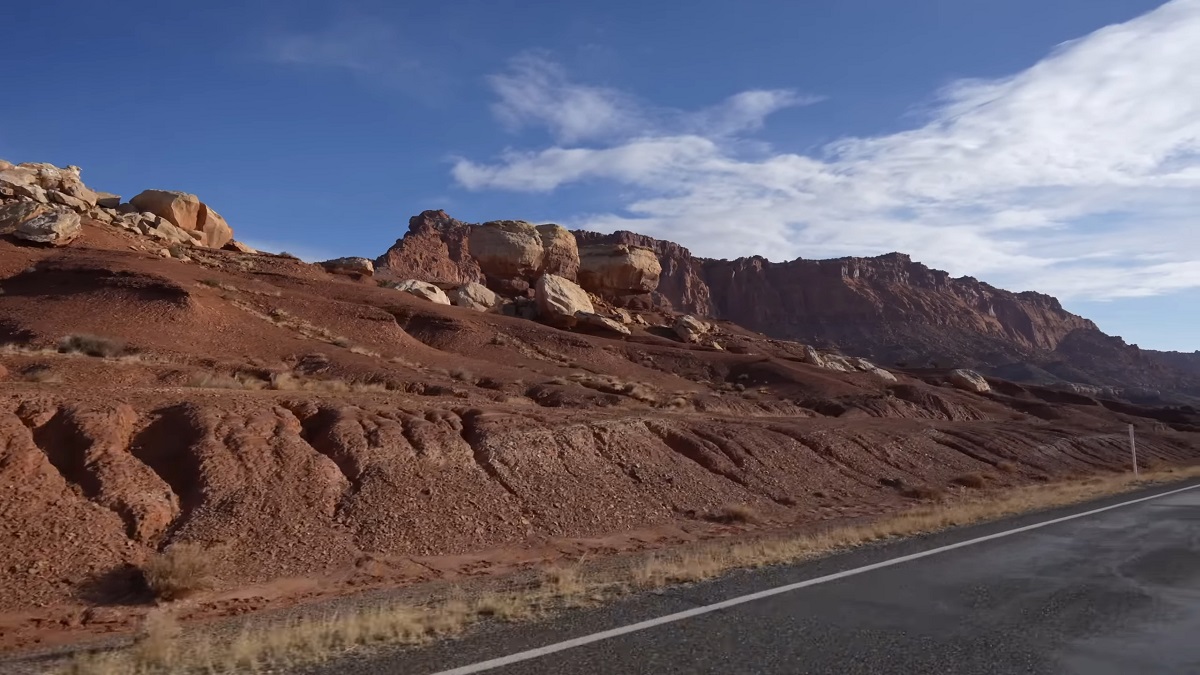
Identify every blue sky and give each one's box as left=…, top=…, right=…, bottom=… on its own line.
left=3, top=0, right=1197, bottom=352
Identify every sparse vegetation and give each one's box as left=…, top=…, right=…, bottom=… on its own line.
left=348, top=345, right=381, bottom=358
left=142, top=543, right=213, bottom=601
left=186, top=372, right=266, bottom=390
left=58, top=334, right=126, bottom=358
left=710, top=503, right=763, bottom=524
left=21, top=365, right=63, bottom=383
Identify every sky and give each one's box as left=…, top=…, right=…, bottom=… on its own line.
left=2, top=0, right=1198, bottom=352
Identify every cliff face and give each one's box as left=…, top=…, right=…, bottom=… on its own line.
left=378, top=214, right=1197, bottom=401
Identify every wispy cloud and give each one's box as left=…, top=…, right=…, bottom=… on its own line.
left=486, top=51, right=821, bottom=144
left=454, top=0, right=1200, bottom=301
left=262, top=18, right=422, bottom=88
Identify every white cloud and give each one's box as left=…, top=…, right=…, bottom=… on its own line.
left=454, top=0, right=1200, bottom=301
left=263, top=18, right=421, bottom=85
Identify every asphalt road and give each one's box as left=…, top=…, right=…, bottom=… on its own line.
left=313, top=481, right=1200, bottom=675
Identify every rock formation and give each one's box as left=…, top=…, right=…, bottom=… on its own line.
left=129, top=190, right=234, bottom=249
left=320, top=257, right=374, bottom=277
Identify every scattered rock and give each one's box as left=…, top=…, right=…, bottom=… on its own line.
left=390, top=279, right=451, bottom=305
left=577, top=244, right=662, bottom=297
left=949, top=369, right=991, bottom=394
left=574, top=311, right=632, bottom=336
left=116, top=202, right=139, bottom=214
left=320, top=257, right=374, bottom=277
left=15, top=210, right=81, bottom=246
left=129, top=189, right=234, bottom=248
left=535, top=274, right=594, bottom=327
left=0, top=201, right=48, bottom=233
left=612, top=308, right=633, bottom=324
left=451, top=282, right=501, bottom=312
left=148, top=220, right=194, bottom=245
left=673, top=314, right=710, bottom=343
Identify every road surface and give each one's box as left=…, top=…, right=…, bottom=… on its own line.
left=311, top=481, right=1200, bottom=675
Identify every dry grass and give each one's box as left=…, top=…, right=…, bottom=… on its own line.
left=142, top=543, right=214, bottom=601
left=952, top=472, right=989, bottom=489
left=348, top=345, right=382, bottom=358
left=186, top=372, right=266, bottom=390
left=61, top=466, right=1200, bottom=674
left=58, top=334, right=126, bottom=358
left=567, top=372, right=658, bottom=403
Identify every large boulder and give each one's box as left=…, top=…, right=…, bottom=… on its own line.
left=129, top=190, right=233, bottom=249
left=15, top=210, right=81, bottom=246
left=0, top=163, right=97, bottom=206
left=451, top=282, right=501, bottom=312
left=390, top=279, right=451, bottom=305
left=577, top=244, right=662, bottom=297
left=320, top=257, right=374, bottom=277
left=535, top=224, right=580, bottom=280
left=0, top=201, right=48, bottom=233
left=948, top=369, right=991, bottom=394
left=673, top=314, right=710, bottom=343
left=535, top=274, right=593, bottom=327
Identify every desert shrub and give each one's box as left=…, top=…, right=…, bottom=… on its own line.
left=901, top=484, right=945, bottom=501
left=142, top=543, right=213, bottom=600
left=449, top=368, right=475, bottom=383
left=710, top=503, right=763, bottom=524
left=186, top=372, right=265, bottom=390
left=58, top=334, right=125, bottom=358
left=995, top=460, right=1017, bottom=474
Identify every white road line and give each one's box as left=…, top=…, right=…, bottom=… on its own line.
left=430, top=481, right=1200, bottom=675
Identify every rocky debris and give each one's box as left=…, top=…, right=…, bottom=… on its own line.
left=320, top=257, right=374, bottom=277
left=146, top=220, right=195, bottom=245
left=48, top=190, right=91, bottom=211
left=223, top=240, right=258, bottom=254
left=451, top=282, right=501, bottom=312
left=14, top=210, right=81, bottom=246
left=949, top=369, right=991, bottom=394
left=577, top=244, right=662, bottom=299
left=0, top=201, right=48, bottom=232
left=129, top=190, right=234, bottom=249
left=536, top=274, right=594, bottom=327
left=389, top=279, right=451, bottom=305
left=612, top=308, right=633, bottom=324
left=574, top=311, right=632, bottom=336
left=674, top=315, right=711, bottom=343
left=535, top=224, right=580, bottom=280
left=797, top=345, right=898, bottom=380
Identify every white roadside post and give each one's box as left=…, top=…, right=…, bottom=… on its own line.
left=1128, top=424, right=1139, bottom=477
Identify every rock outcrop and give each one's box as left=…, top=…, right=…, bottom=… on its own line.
left=576, top=244, right=662, bottom=300
left=375, top=211, right=484, bottom=286
left=129, top=190, right=234, bottom=249
left=536, top=274, right=593, bottom=327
